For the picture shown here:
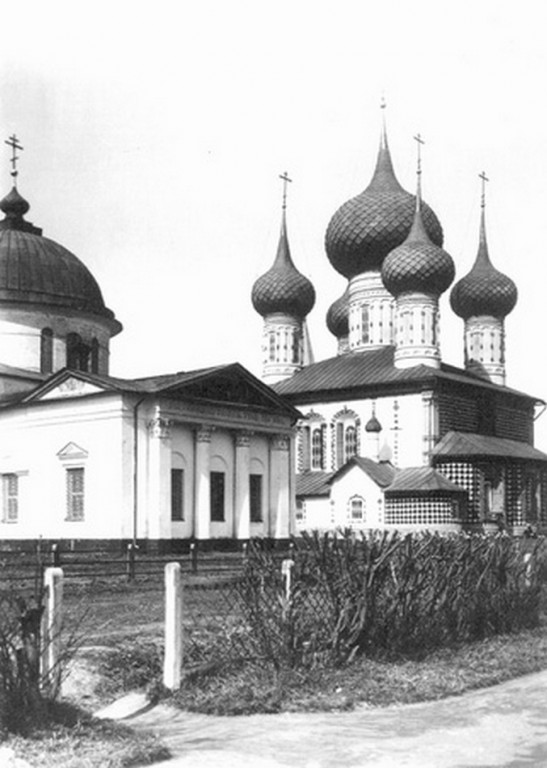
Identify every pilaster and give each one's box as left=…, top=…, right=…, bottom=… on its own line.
left=234, top=431, right=251, bottom=539
left=147, top=415, right=172, bottom=539
left=269, top=434, right=291, bottom=539
left=194, top=425, right=213, bottom=540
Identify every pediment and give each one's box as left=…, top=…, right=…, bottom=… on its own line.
left=37, top=376, right=105, bottom=400
left=57, top=442, right=89, bottom=461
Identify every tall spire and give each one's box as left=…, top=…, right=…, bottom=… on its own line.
left=369, top=98, right=401, bottom=191
left=405, top=132, right=429, bottom=243
left=477, top=171, right=491, bottom=266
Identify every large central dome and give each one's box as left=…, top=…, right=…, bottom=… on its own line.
left=325, top=129, right=444, bottom=279
left=0, top=187, right=119, bottom=327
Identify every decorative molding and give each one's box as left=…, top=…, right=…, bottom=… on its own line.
left=196, top=425, right=213, bottom=443
left=148, top=417, right=172, bottom=440
left=270, top=434, right=290, bottom=451
left=57, top=442, right=89, bottom=461
left=235, top=431, right=252, bottom=448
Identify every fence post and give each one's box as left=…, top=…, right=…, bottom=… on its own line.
left=190, top=542, right=198, bottom=574
left=41, top=567, right=64, bottom=696
left=281, top=558, right=294, bottom=602
left=126, top=542, right=136, bottom=581
left=51, top=543, right=61, bottom=568
left=163, top=562, right=183, bottom=691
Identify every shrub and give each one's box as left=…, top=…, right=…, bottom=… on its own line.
left=239, top=531, right=544, bottom=668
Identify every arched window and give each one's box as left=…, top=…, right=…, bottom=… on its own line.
left=349, top=496, right=365, bottom=524
left=40, top=328, right=53, bottom=374
left=344, top=425, right=357, bottom=462
left=292, top=331, right=301, bottom=364
left=268, top=332, right=276, bottom=362
left=311, top=427, right=324, bottom=470
left=91, top=338, right=100, bottom=373
left=66, top=333, right=90, bottom=372
left=361, top=305, right=370, bottom=344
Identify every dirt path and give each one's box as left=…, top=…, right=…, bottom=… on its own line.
left=128, top=670, right=547, bottom=767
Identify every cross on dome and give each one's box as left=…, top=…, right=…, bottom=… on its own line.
left=413, top=133, right=425, bottom=202
left=279, top=171, right=292, bottom=212
left=479, top=170, right=489, bottom=209
left=4, top=134, right=23, bottom=187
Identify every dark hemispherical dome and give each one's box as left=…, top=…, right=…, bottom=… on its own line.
left=325, top=139, right=443, bottom=279
left=252, top=215, right=315, bottom=319
left=326, top=285, right=349, bottom=338
left=0, top=187, right=118, bottom=323
left=382, top=208, right=455, bottom=297
left=450, top=213, right=517, bottom=320
left=365, top=414, right=382, bottom=433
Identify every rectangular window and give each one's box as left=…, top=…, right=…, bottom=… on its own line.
left=210, top=471, right=225, bottom=522
left=3, top=474, right=18, bottom=523
left=249, top=474, right=263, bottom=522
left=171, top=468, right=184, bottom=521
left=66, top=467, right=85, bottom=521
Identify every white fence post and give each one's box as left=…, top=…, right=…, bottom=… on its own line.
left=41, top=566, right=64, bottom=695
left=163, top=562, right=183, bottom=691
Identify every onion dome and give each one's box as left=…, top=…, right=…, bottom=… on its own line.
left=365, top=413, right=382, bottom=433
left=252, top=211, right=315, bottom=319
left=0, top=187, right=119, bottom=325
left=326, top=284, right=349, bottom=338
left=325, top=114, right=443, bottom=279
left=382, top=165, right=454, bottom=298
left=450, top=191, right=517, bottom=320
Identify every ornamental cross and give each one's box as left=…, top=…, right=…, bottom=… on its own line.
left=4, top=134, right=23, bottom=185
left=279, top=171, right=292, bottom=211
left=413, top=132, right=425, bottom=175
left=479, top=171, right=489, bottom=208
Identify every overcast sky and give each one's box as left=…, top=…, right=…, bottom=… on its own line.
left=1, top=0, right=547, bottom=444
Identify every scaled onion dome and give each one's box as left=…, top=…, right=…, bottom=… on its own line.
left=382, top=180, right=455, bottom=298
left=450, top=203, right=517, bottom=319
left=325, top=122, right=444, bottom=279
left=252, top=212, right=315, bottom=319
left=0, top=187, right=120, bottom=327
left=326, top=284, right=349, bottom=339
left=365, top=413, right=382, bottom=433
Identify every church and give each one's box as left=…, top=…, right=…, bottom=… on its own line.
left=1, top=106, right=546, bottom=548
left=0, top=138, right=298, bottom=547
left=252, top=111, right=547, bottom=536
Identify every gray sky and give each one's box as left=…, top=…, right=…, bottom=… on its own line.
left=2, top=0, right=547, bottom=445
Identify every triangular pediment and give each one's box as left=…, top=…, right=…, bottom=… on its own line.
left=24, top=371, right=111, bottom=402
left=57, top=442, right=88, bottom=460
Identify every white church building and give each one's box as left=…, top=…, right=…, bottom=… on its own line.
left=0, top=153, right=298, bottom=547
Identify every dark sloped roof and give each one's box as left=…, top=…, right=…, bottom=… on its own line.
left=296, top=472, right=333, bottom=497
left=432, top=431, right=547, bottom=462
left=386, top=467, right=466, bottom=494
left=328, top=456, right=397, bottom=487
left=20, top=363, right=301, bottom=419
left=273, top=346, right=541, bottom=404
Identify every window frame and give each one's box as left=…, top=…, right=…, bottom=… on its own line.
left=171, top=467, right=184, bottom=522
left=66, top=467, right=85, bottom=522
left=210, top=471, right=226, bottom=522
left=2, top=473, right=19, bottom=524
left=249, top=473, right=263, bottom=523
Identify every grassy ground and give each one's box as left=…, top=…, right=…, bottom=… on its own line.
left=6, top=573, right=547, bottom=764
left=5, top=701, right=170, bottom=768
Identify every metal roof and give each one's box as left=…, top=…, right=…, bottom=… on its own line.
left=296, top=472, right=333, bottom=497
left=386, top=467, right=466, bottom=494
left=273, top=346, right=541, bottom=404
left=432, top=431, right=547, bottom=462
left=328, top=456, right=397, bottom=487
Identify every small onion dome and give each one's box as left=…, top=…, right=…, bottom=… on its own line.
left=382, top=200, right=455, bottom=298
left=0, top=186, right=120, bottom=327
left=325, top=129, right=443, bottom=279
left=365, top=413, right=382, bottom=433
left=450, top=208, right=517, bottom=320
left=1, top=187, right=30, bottom=218
left=252, top=213, right=315, bottom=319
left=326, top=285, right=349, bottom=338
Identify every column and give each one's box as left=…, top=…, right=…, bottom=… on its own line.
left=269, top=434, right=291, bottom=539
left=234, top=432, right=251, bottom=540
left=422, top=391, right=438, bottom=464
left=147, top=415, right=172, bottom=540
left=194, top=425, right=212, bottom=540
